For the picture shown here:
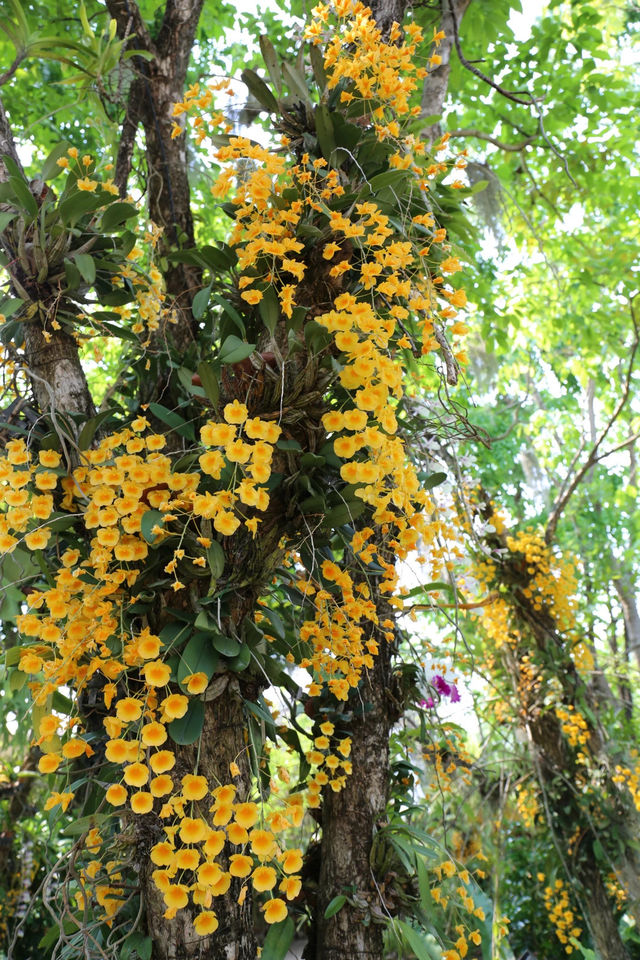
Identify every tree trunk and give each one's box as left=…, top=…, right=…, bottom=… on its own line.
left=578, top=858, right=631, bottom=960
left=316, top=618, right=396, bottom=960
left=106, top=0, right=204, bottom=345
left=420, top=0, right=472, bottom=145
left=612, top=569, right=640, bottom=671
left=0, top=94, right=96, bottom=433
left=142, top=687, right=257, bottom=960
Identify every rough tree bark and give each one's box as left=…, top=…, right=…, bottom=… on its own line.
left=106, top=0, right=204, bottom=345
left=312, top=3, right=473, bottom=958
left=471, top=486, right=639, bottom=959
left=315, top=598, right=399, bottom=960
left=420, top=0, right=472, bottom=145
left=612, top=567, right=640, bottom=672
left=0, top=95, right=96, bottom=433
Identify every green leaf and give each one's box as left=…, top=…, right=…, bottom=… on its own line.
left=324, top=894, right=347, bottom=918
left=62, top=813, right=109, bottom=837
left=259, top=35, right=283, bottom=95
left=261, top=916, right=295, bottom=960
left=40, top=142, right=71, bottom=180
left=9, top=669, right=27, bottom=691
left=315, top=105, right=337, bottom=161
left=211, top=633, right=241, bottom=657
left=423, top=472, right=447, bottom=490
left=218, top=335, right=255, bottom=365
left=140, top=509, right=165, bottom=544
left=63, top=257, right=81, bottom=290
left=212, top=294, right=245, bottom=335
left=395, top=919, right=442, bottom=960
left=9, top=176, right=38, bottom=218
left=168, top=699, right=205, bottom=745
left=200, top=244, right=236, bottom=270
left=241, top=68, right=279, bottom=113
left=309, top=42, right=327, bottom=90
left=77, top=408, right=117, bottom=450
left=324, top=500, right=365, bottom=528
left=276, top=438, right=302, bottom=452
left=192, top=283, right=211, bottom=320
left=196, top=360, right=219, bottom=405
left=148, top=402, right=195, bottom=440
left=405, top=580, right=457, bottom=600
left=94, top=319, right=139, bottom=342
left=207, top=540, right=225, bottom=579
left=101, top=201, right=138, bottom=231
left=0, top=296, right=24, bottom=319
left=58, top=190, right=104, bottom=226
left=74, top=252, right=95, bottom=285
left=0, top=211, right=17, bottom=231
left=282, top=61, right=311, bottom=103
left=257, top=285, right=280, bottom=335
left=177, top=632, right=219, bottom=684
left=227, top=644, right=251, bottom=672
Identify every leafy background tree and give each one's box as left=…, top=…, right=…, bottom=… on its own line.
left=0, top=1, right=638, bottom=959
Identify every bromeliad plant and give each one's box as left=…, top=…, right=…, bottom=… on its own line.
left=0, top=1, right=484, bottom=954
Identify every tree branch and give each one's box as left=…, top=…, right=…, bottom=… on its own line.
left=103, top=0, right=156, bottom=55
left=545, top=297, right=640, bottom=544
left=114, top=79, right=142, bottom=197
left=447, top=128, right=536, bottom=152
left=447, top=0, right=541, bottom=106
left=0, top=50, right=27, bottom=88
left=0, top=94, right=24, bottom=180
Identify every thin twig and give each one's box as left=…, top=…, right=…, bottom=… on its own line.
left=448, top=0, right=543, bottom=106
left=545, top=296, right=639, bottom=543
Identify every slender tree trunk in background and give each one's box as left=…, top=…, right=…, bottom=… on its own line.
left=612, top=568, right=640, bottom=672
left=503, top=595, right=638, bottom=957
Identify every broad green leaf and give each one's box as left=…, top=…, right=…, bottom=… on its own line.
left=282, top=61, right=311, bottom=103
left=196, top=360, right=219, bottom=405
left=395, top=919, right=442, bottom=960
left=309, top=42, right=327, bottom=90
left=257, top=285, right=280, bottom=335
left=62, top=813, right=109, bottom=837
left=260, top=916, right=295, bottom=960
left=315, top=105, right=336, bottom=161
left=74, top=252, right=95, bottom=285
left=168, top=699, right=205, bottom=745
left=59, top=190, right=104, bottom=226
left=211, top=633, right=241, bottom=657
left=9, top=175, right=38, bottom=217
left=177, top=632, right=219, bottom=684
left=259, top=35, right=283, bottom=95
left=148, top=402, right=195, bottom=440
left=212, top=294, right=245, bottom=335
left=101, top=201, right=138, bottom=231
left=192, top=283, right=211, bottom=320
left=241, top=68, right=279, bottom=113
left=0, top=211, right=17, bottom=231
left=207, top=540, right=225, bottom=579
left=77, top=408, right=117, bottom=450
left=423, top=472, right=447, bottom=490
left=218, top=335, right=255, bottom=365
left=227, top=644, right=251, bottom=672
left=140, top=509, right=165, bottom=544
left=40, top=142, right=71, bottom=180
